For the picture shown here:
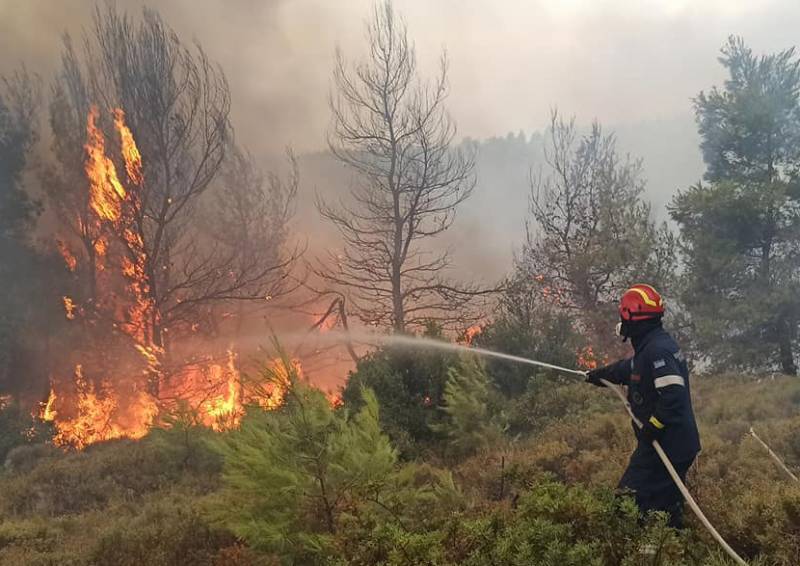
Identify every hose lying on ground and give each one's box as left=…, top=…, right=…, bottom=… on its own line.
left=749, top=427, right=798, bottom=482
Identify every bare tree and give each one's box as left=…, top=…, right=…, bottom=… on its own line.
left=522, top=111, right=675, bottom=353
left=315, top=0, right=480, bottom=333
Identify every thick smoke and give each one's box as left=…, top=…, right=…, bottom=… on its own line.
left=3, top=0, right=800, bottom=282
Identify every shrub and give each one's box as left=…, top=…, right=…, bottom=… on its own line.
left=89, top=499, right=235, bottom=566
left=342, top=326, right=459, bottom=454
left=210, top=364, right=397, bottom=562
left=0, top=432, right=217, bottom=517
left=0, top=400, right=53, bottom=466
left=472, top=274, right=582, bottom=398
left=331, top=479, right=702, bottom=566
left=432, top=356, right=507, bottom=459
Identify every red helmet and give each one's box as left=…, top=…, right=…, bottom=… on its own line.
left=619, top=284, right=664, bottom=321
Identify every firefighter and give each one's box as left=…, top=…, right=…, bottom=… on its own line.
left=585, top=284, right=701, bottom=528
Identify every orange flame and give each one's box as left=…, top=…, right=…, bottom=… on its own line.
left=202, top=351, right=241, bottom=429
left=113, top=108, right=143, bottom=186
left=40, top=387, right=57, bottom=422
left=463, top=324, right=482, bottom=345
left=94, top=237, right=107, bottom=258
left=85, top=105, right=126, bottom=221
left=115, top=111, right=151, bottom=345
left=243, top=357, right=303, bottom=411
left=577, top=345, right=606, bottom=370
left=533, top=274, right=570, bottom=307
left=40, top=367, right=159, bottom=449
left=57, top=239, right=77, bottom=272
left=40, top=365, right=152, bottom=449
left=325, top=390, right=343, bottom=408
left=62, top=296, right=76, bottom=320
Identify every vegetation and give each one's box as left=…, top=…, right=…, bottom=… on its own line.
left=671, top=37, right=800, bottom=375
left=210, top=360, right=400, bottom=559
left=1, top=360, right=798, bottom=565
left=522, top=111, right=676, bottom=355
left=341, top=325, right=458, bottom=455
left=472, top=273, right=581, bottom=398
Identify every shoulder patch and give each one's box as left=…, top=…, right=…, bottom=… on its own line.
left=653, top=359, right=666, bottom=369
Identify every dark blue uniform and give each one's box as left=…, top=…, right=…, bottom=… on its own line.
left=605, top=325, right=701, bottom=527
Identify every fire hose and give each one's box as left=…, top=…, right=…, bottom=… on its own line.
left=597, top=376, right=747, bottom=566
left=358, top=333, right=750, bottom=562
left=528, top=361, right=748, bottom=565
left=748, top=427, right=798, bottom=482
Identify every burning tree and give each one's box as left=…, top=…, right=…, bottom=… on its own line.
left=314, top=0, right=483, bottom=333
left=48, top=7, right=298, bottom=355
left=37, top=6, right=298, bottom=446
left=522, top=111, right=675, bottom=354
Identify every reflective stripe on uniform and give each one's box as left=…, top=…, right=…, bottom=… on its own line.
left=649, top=415, right=665, bottom=429
left=654, top=374, right=685, bottom=388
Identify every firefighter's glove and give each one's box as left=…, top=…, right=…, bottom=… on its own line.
left=639, top=416, right=665, bottom=445
left=585, top=365, right=613, bottom=387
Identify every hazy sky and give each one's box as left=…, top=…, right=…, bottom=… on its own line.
left=3, top=0, right=800, bottom=157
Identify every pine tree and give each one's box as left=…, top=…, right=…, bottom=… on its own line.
left=672, top=37, right=800, bottom=375
left=211, top=356, right=396, bottom=560
left=434, top=356, right=505, bottom=458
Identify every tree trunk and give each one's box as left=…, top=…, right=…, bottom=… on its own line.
left=777, top=317, right=797, bottom=376
left=759, top=240, right=796, bottom=374
left=391, top=262, right=404, bottom=332
left=317, top=474, right=336, bottom=534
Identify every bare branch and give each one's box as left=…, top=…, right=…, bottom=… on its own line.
left=316, top=0, right=484, bottom=333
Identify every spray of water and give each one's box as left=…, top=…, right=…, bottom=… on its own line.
left=269, top=328, right=587, bottom=378
left=352, top=331, right=586, bottom=377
